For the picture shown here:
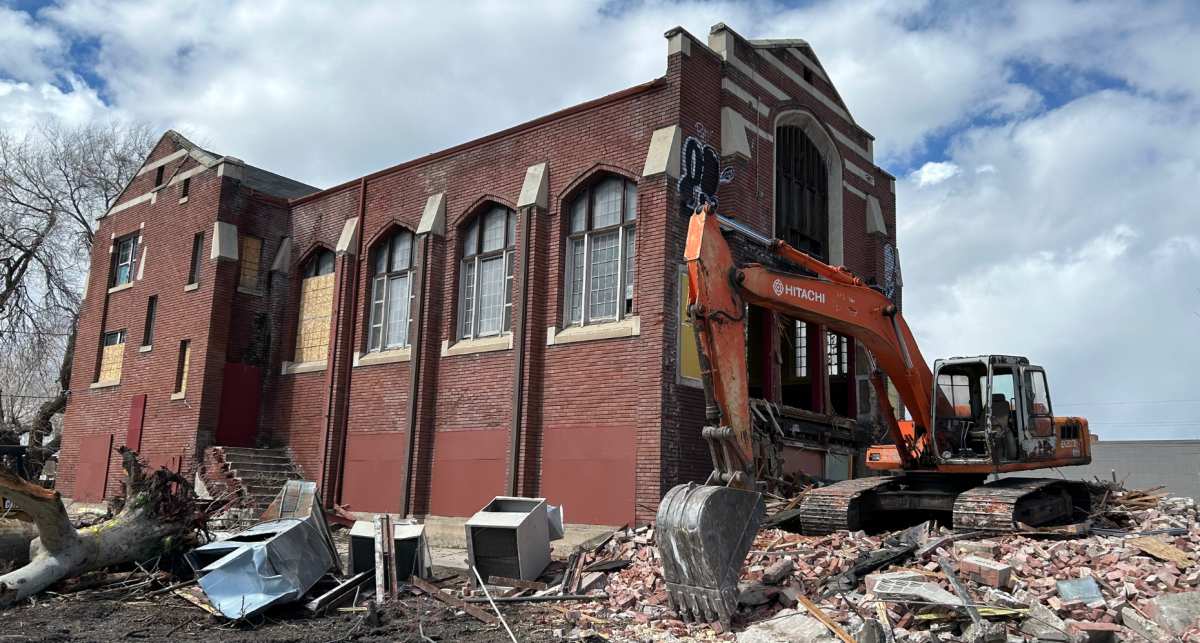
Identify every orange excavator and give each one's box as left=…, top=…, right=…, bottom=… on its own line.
left=656, top=205, right=1092, bottom=627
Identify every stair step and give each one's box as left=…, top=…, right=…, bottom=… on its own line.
left=221, top=453, right=293, bottom=467
left=218, top=446, right=288, bottom=458
left=227, top=463, right=299, bottom=475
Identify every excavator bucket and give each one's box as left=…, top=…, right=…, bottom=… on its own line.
left=656, top=482, right=766, bottom=628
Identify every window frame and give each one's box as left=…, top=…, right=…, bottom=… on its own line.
left=564, top=177, right=637, bottom=328
left=113, top=233, right=140, bottom=287
left=457, top=206, right=517, bottom=341
left=368, top=229, right=418, bottom=352
left=142, top=296, right=157, bottom=347
left=775, top=125, right=829, bottom=262
left=187, top=232, right=204, bottom=286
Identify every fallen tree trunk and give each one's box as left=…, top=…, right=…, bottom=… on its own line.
left=0, top=447, right=197, bottom=607
left=0, top=519, right=39, bottom=566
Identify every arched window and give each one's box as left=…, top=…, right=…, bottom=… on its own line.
left=295, top=248, right=336, bottom=363
left=565, top=177, right=636, bottom=326
left=368, top=229, right=416, bottom=351
left=458, top=206, right=516, bottom=340
left=776, top=126, right=828, bottom=261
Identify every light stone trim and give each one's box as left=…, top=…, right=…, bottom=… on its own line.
left=281, top=360, right=327, bottom=375
left=170, top=392, right=186, bottom=401
left=136, top=149, right=188, bottom=176
left=139, top=345, right=152, bottom=353
left=336, top=218, right=359, bottom=255
left=786, top=47, right=828, bottom=81
left=866, top=195, right=887, bottom=236
left=642, top=126, right=682, bottom=179
left=211, top=221, right=239, bottom=261
left=271, top=237, right=293, bottom=273
left=107, top=282, right=134, bottom=295
left=442, top=334, right=513, bottom=357
left=548, top=316, right=640, bottom=346
left=759, top=49, right=852, bottom=123
left=721, top=79, right=770, bottom=117
left=844, top=159, right=876, bottom=185
left=667, top=30, right=691, bottom=57
left=136, top=246, right=146, bottom=281
left=843, top=181, right=867, bottom=200
left=418, top=193, right=447, bottom=236
left=90, top=380, right=120, bottom=390
left=721, top=108, right=753, bottom=159
left=831, top=129, right=873, bottom=164
left=517, top=163, right=549, bottom=209
left=183, top=283, right=200, bottom=292
left=355, top=347, right=411, bottom=367
left=216, top=161, right=242, bottom=180
left=776, top=110, right=844, bottom=266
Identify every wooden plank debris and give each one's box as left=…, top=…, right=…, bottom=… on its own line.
left=795, top=593, right=857, bottom=643
left=304, top=570, right=374, bottom=614
left=410, top=576, right=499, bottom=625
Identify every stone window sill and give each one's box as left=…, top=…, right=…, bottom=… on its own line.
left=236, top=286, right=263, bottom=296
left=547, top=316, right=640, bottom=346
left=441, top=334, right=512, bottom=357
left=281, top=359, right=327, bottom=375
left=90, top=380, right=120, bottom=390
left=184, top=283, right=199, bottom=292
left=170, top=391, right=186, bottom=401
left=355, top=348, right=411, bottom=367
left=139, top=345, right=152, bottom=353
left=108, top=282, right=134, bottom=295
left=179, top=196, right=189, bottom=204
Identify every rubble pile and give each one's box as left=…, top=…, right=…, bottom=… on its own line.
left=553, top=484, right=1200, bottom=643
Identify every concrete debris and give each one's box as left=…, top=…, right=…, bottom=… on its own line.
left=544, top=481, right=1200, bottom=641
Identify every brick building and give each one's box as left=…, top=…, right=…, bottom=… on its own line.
left=58, top=23, right=902, bottom=530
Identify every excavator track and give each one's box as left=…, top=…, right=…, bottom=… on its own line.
left=795, top=477, right=896, bottom=535
left=794, top=475, right=1091, bottom=535
left=952, top=477, right=1090, bottom=531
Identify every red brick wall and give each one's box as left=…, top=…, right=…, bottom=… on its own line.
left=60, top=27, right=899, bottom=525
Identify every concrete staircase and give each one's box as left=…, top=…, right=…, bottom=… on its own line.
left=217, top=447, right=305, bottom=517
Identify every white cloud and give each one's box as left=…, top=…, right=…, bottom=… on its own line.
left=1, top=0, right=1198, bottom=439
left=910, top=161, right=962, bottom=186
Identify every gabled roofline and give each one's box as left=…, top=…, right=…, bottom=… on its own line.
left=288, top=77, right=668, bottom=207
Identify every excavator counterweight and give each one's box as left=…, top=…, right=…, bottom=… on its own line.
left=657, top=206, right=1092, bottom=629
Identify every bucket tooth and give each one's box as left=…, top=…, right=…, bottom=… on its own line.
left=656, top=482, right=765, bottom=629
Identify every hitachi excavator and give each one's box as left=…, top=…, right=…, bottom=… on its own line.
left=656, top=205, right=1092, bottom=627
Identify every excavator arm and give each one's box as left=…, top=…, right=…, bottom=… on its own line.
left=685, top=205, right=934, bottom=475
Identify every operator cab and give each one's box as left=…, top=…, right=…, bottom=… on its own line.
left=930, top=355, right=1053, bottom=464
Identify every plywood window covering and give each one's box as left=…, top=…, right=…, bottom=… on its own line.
left=97, top=330, right=125, bottom=383
left=240, top=236, right=263, bottom=290
left=295, top=249, right=336, bottom=363
left=113, top=233, right=139, bottom=287
left=776, top=126, right=828, bottom=262
left=458, top=206, right=515, bottom=340
left=565, top=177, right=637, bottom=326
left=174, top=340, right=191, bottom=394
left=369, top=229, right=416, bottom=351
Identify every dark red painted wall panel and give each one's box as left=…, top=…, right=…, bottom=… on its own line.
left=780, top=445, right=825, bottom=478
left=340, top=432, right=407, bottom=514
left=216, top=363, right=262, bottom=447
left=125, top=394, right=146, bottom=450
left=542, top=424, right=636, bottom=527
left=429, top=429, right=507, bottom=518
left=76, top=434, right=113, bottom=503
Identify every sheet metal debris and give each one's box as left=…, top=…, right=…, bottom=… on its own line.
left=184, top=481, right=338, bottom=619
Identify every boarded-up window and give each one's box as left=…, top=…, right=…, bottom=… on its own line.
left=98, top=330, right=125, bottom=383
left=295, top=249, right=336, bottom=363
left=240, top=236, right=262, bottom=290
left=679, top=270, right=701, bottom=382
left=174, top=340, right=191, bottom=395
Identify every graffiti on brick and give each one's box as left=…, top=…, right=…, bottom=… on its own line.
left=678, top=122, right=735, bottom=216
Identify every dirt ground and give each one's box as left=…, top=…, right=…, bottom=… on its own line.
left=5, top=595, right=572, bottom=643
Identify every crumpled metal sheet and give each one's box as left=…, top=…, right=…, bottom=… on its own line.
left=185, top=481, right=338, bottom=619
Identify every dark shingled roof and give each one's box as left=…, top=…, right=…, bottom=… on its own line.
left=241, top=164, right=320, bottom=199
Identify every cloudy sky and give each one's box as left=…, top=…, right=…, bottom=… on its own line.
left=3, top=0, right=1198, bottom=440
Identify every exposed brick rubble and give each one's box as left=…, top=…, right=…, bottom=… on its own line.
left=545, top=484, right=1199, bottom=642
